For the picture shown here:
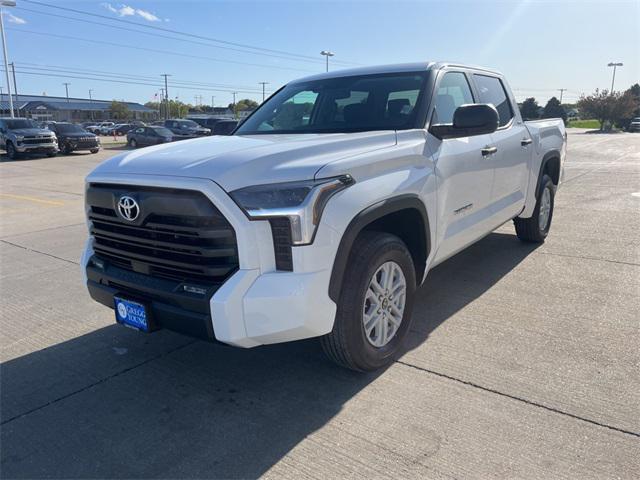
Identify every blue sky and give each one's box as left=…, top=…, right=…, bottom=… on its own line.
left=4, top=0, right=639, bottom=107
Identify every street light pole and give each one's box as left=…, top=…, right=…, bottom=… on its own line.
left=88, top=89, right=94, bottom=121
left=607, top=62, right=623, bottom=93
left=211, top=95, right=215, bottom=109
left=259, top=82, right=269, bottom=103
left=320, top=50, right=334, bottom=72
left=63, top=82, right=71, bottom=102
left=0, top=1, right=16, bottom=117
left=232, top=91, right=237, bottom=118
left=161, top=73, right=171, bottom=119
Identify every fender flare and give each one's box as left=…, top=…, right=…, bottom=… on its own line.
left=328, top=194, right=431, bottom=302
left=535, top=149, right=561, bottom=198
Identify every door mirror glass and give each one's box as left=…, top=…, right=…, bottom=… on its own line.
left=429, top=103, right=499, bottom=139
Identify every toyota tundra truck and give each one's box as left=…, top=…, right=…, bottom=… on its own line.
left=82, top=62, right=566, bottom=371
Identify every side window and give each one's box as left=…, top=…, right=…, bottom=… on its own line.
left=473, top=75, right=513, bottom=127
left=433, top=72, right=474, bottom=124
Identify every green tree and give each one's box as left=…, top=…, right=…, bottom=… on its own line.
left=616, top=84, right=640, bottom=130
left=542, top=97, right=566, bottom=123
left=519, top=97, right=539, bottom=120
left=110, top=100, right=130, bottom=120
left=577, top=89, right=637, bottom=131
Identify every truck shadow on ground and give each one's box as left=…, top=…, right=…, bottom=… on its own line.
left=1, top=232, right=539, bottom=479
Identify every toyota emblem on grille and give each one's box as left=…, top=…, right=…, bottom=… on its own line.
left=117, top=195, right=139, bottom=221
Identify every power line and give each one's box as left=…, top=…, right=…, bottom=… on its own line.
left=20, top=0, right=358, bottom=66
left=15, top=62, right=271, bottom=92
left=16, top=6, right=354, bottom=67
left=7, top=28, right=316, bottom=74
left=2, top=67, right=268, bottom=96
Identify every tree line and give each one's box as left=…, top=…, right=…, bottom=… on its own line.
left=519, top=83, right=640, bottom=131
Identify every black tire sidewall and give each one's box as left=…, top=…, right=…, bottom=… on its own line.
left=338, top=233, right=416, bottom=371
left=7, top=142, right=16, bottom=159
left=130, top=139, right=137, bottom=148
left=536, top=175, right=555, bottom=237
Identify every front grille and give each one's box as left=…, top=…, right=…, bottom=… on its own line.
left=23, top=137, right=54, bottom=145
left=87, top=183, right=239, bottom=289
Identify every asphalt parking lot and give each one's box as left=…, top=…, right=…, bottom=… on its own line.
left=1, top=130, right=639, bottom=479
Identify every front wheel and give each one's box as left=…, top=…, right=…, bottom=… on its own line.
left=129, top=138, right=138, bottom=148
left=320, top=231, right=416, bottom=371
left=514, top=174, right=555, bottom=243
left=90, top=148, right=99, bottom=154
left=6, top=141, right=18, bottom=160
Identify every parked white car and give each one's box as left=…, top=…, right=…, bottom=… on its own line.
left=82, top=62, right=566, bottom=370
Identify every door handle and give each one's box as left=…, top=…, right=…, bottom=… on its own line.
left=481, top=146, right=498, bottom=156
left=521, top=138, right=533, bottom=146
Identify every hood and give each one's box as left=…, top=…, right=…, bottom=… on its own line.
left=60, top=132, right=96, bottom=139
left=11, top=128, right=54, bottom=136
left=89, top=131, right=397, bottom=191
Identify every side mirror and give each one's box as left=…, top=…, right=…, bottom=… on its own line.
left=429, top=104, right=499, bottom=139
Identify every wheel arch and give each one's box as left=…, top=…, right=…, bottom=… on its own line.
left=538, top=150, right=561, bottom=194
left=328, top=194, right=431, bottom=303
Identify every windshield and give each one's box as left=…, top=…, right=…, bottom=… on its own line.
left=56, top=123, right=85, bottom=133
left=5, top=119, right=38, bottom=129
left=177, top=120, right=199, bottom=128
left=236, top=72, right=428, bottom=135
left=152, top=127, right=173, bottom=136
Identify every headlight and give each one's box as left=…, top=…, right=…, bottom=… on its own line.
left=15, top=135, right=24, bottom=141
left=230, top=175, right=354, bottom=245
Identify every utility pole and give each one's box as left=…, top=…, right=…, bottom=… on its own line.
left=320, top=50, right=334, bottom=72
left=607, top=62, right=623, bottom=93
left=557, top=88, right=566, bottom=104
left=161, top=74, right=171, bottom=119
left=259, top=82, right=269, bottom=103
left=88, top=89, right=94, bottom=121
left=9, top=61, right=17, bottom=112
left=232, top=92, right=237, bottom=118
left=211, top=95, right=215, bottom=110
left=0, top=1, right=16, bottom=117
left=63, top=82, right=71, bottom=102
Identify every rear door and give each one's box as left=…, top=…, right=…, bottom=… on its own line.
left=472, top=74, right=530, bottom=221
left=428, top=70, right=496, bottom=264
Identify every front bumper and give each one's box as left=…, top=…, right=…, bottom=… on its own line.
left=65, top=140, right=100, bottom=151
left=81, top=174, right=338, bottom=347
left=16, top=143, right=58, bottom=153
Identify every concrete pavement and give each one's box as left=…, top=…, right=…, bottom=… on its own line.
left=1, top=131, right=639, bottom=478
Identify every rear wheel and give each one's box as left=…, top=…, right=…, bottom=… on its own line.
left=320, top=231, right=416, bottom=371
left=90, top=148, right=99, bottom=154
left=514, top=174, right=555, bottom=243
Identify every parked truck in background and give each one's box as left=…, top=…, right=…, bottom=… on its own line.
left=0, top=117, right=58, bottom=159
left=82, top=62, right=566, bottom=371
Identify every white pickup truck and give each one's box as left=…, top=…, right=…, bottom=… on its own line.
left=82, top=62, right=566, bottom=371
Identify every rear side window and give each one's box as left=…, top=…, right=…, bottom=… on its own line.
left=473, top=75, right=513, bottom=127
left=432, top=72, right=474, bottom=124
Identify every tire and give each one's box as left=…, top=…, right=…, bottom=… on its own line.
left=6, top=141, right=18, bottom=160
left=130, top=138, right=138, bottom=148
left=320, top=231, right=417, bottom=371
left=90, top=148, right=99, bottom=154
left=46, top=151, right=57, bottom=158
left=514, top=174, right=555, bottom=243
left=61, top=143, right=72, bottom=155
